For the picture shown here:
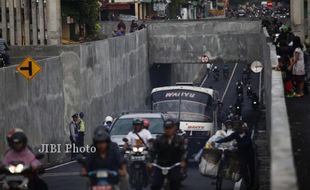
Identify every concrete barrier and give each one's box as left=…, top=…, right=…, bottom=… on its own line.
left=263, top=31, right=299, bottom=190
left=147, top=20, right=264, bottom=64
left=0, top=29, right=150, bottom=163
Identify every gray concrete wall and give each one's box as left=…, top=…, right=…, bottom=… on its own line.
left=0, top=29, right=149, bottom=162
left=261, top=28, right=299, bottom=190
left=148, top=20, right=263, bottom=64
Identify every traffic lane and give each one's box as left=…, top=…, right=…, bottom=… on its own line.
left=43, top=162, right=234, bottom=190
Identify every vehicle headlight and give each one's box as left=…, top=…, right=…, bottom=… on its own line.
left=138, top=147, right=144, bottom=152
left=132, top=147, right=138, bottom=152
left=133, top=147, right=144, bottom=153
left=8, top=164, right=24, bottom=174
left=15, top=164, right=24, bottom=173
left=8, top=165, right=16, bottom=173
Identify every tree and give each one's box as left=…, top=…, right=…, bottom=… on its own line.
left=62, top=0, right=100, bottom=38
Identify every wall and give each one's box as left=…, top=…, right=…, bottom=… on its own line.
left=262, top=28, right=299, bottom=190
left=148, top=20, right=263, bottom=64
left=0, top=29, right=149, bottom=162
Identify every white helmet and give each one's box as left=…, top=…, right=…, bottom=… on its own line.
left=105, top=116, right=113, bottom=123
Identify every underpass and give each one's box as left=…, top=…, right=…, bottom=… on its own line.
left=40, top=60, right=261, bottom=190
left=1, top=20, right=286, bottom=190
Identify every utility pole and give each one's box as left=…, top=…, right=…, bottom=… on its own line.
left=290, top=0, right=305, bottom=41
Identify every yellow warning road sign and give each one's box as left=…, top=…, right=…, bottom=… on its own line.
left=16, top=57, right=41, bottom=80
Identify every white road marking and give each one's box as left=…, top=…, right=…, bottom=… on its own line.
left=221, top=63, right=239, bottom=102
left=42, top=171, right=80, bottom=178
left=45, top=160, right=77, bottom=171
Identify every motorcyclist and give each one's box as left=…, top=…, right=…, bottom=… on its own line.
left=1, top=131, right=48, bottom=190
left=212, top=66, right=220, bottom=80
left=124, top=118, right=153, bottom=149
left=0, top=38, right=10, bottom=66
left=223, top=64, right=229, bottom=78
left=6, top=128, right=24, bottom=148
left=80, top=127, right=127, bottom=189
left=147, top=118, right=186, bottom=190
left=103, top=116, right=114, bottom=131
left=143, top=119, right=150, bottom=130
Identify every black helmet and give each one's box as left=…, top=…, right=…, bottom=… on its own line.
left=11, top=131, right=27, bottom=145
left=224, top=120, right=232, bottom=126
left=164, top=119, right=176, bottom=128
left=132, top=118, right=143, bottom=126
left=93, top=127, right=111, bottom=143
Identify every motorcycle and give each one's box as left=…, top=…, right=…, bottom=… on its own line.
left=78, top=157, right=119, bottom=190
left=213, top=70, right=220, bottom=81
left=246, top=84, right=253, bottom=98
left=152, top=162, right=181, bottom=190
left=252, top=93, right=259, bottom=110
left=223, top=65, right=229, bottom=80
left=0, top=53, right=6, bottom=67
left=87, top=170, right=119, bottom=190
left=237, top=92, right=243, bottom=103
left=234, top=101, right=242, bottom=116
left=236, top=84, right=243, bottom=95
left=0, top=154, right=45, bottom=190
left=123, top=139, right=148, bottom=190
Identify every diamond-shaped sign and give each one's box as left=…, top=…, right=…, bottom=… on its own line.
left=16, top=57, right=41, bottom=80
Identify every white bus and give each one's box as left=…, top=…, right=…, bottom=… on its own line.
left=151, top=85, right=220, bottom=158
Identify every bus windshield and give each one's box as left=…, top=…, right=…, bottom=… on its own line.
left=152, top=89, right=214, bottom=122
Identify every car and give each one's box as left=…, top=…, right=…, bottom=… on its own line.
left=109, top=112, right=166, bottom=147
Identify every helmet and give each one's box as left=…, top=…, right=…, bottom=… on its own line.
left=214, top=66, right=218, bottom=70
left=79, top=112, right=84, bottom=119
left=6, top=128, right=24, bottom=147
left=93, top=126, right=111, bottom=143
left=143, top=119, right=150, bottom=129
left=72, top=113, right=79, bottom=118
left=164, top=119, right=176, bottom=128
left=11, top=131, right=27, bottom=145
left=105, top=116, right=113, bottom=123
left=224, top=120, right=232, bottom=126
left=132, top=118, right=143, bottom=126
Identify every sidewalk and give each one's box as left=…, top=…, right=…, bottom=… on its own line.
left=286, top=82, right=310, bottom=190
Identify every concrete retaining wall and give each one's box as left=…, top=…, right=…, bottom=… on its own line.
left=148, top=20, right=262, bottom=63
left=0, top=29, right=149, bottom=162
left=148, top=20, right=263, bottom=64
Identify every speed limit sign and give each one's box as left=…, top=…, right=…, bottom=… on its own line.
left=201, top=54, right=209, bottom=63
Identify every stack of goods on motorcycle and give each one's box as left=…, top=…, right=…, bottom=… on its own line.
left=199, top=128, right=241, bottom=182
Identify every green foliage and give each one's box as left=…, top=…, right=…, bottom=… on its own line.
left=62, top=0, right=100, bottom=37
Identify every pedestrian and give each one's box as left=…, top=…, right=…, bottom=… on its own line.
left=69, top=113, right=79, bottom=160
left=0, top=37, right=10, bottom=66
left=147, top=118, right=186, bottom=190
left=77, top=112, right=86, bottom=147
left=130, top=20, right=138, bottom=33
left=214, top=121, right=256, bottom=190
left=117, top=20, right=126, bottom=32
left=291, top=47, right=306, bottom=97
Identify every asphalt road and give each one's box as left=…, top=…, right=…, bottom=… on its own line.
left=42, top=61, right=261, bottom=190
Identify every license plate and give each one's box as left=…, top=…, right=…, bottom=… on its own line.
left=96, top=171, right=108, bottom=178
left=6, top=175, right=24, bottom=181
left=131, top=155, right=145, bottom=161
left=92, top=186, right=112, bottom=190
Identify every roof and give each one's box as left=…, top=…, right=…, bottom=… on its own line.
left=119, top=113, right=163, bottom=119
left=151, top=86, right=214, bottom=96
